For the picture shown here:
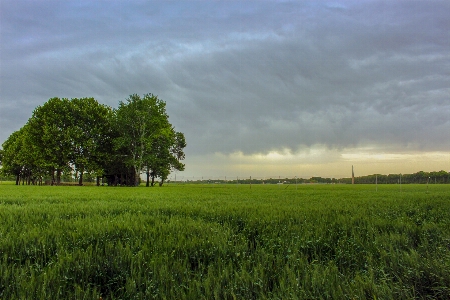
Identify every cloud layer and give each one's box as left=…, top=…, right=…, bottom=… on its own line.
left=1, top=1, right=449, bottom=176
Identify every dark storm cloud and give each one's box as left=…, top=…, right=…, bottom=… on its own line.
left=1, top=1, right=449, bottom=158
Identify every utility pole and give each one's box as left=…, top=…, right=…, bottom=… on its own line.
left=352, top=165, right=355, bottom=184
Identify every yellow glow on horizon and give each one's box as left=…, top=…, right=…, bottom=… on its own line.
left=184, top=146, right=450, bottom=179
left=341, top=151, right=449, bottom=162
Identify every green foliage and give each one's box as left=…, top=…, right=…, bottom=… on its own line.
left=1, top=129, right=24, bottom=183
left=67, top=97, right=113, bottom=184
left=1, top=94, right=186, bottom=186
left=27, top=97, right=73, bottom=184
left=1, top=184, right=449, bottom=299
left=343, top=171, right=450, bottom=184
left=113, top=93, right=168, bottom=186
left=113, top=93, right=186, bottom=187
left=24, top=97, right=114, bottom=185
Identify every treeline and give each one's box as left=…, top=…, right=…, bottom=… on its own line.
left=186, top=177, right=338, bottom=184
left=341, top=170, right=450, bottom=184
left=0, top=94, right=186, bottom=186
left=181, top=171, right=450, bottom=185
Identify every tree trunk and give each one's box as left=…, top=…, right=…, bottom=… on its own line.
left=146, top=169, right=150, bottom=187
left=96, top=176, right=100, bottom=186
left=56, top=169, right=61, bottom=185
left=135, top=169, right=140, bottom=186
left=15, top=174, right=20, bottom=185
left=78, top=171, right=84, bottom=186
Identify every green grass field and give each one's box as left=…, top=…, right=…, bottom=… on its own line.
left=1, top=183, right=449, bottom=299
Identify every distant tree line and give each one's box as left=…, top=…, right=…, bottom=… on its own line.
left=182, top=177, right=338, bottom=185
left=340, top=170, right=450, bottom=184
left=0, top=94, right=186, bottom=186
left=179, top=171, right=450, bottom=185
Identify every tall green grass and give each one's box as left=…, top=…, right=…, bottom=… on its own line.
left=1, top=184, right=449, bottom=299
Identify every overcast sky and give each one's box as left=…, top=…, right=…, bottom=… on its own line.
left=1, top=0, right=449, bottom=179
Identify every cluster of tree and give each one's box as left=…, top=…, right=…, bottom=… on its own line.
left=179, top=171, right=450, bottom=185
left=340, top=170, right=450, bottom=184
left=183, top=177, right=338, bottom=184
left=0, top=94, right=186, bottom=186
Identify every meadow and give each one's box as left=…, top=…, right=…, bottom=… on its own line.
left=1, top=183, right=449, bottom=299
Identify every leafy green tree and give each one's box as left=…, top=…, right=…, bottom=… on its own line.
left=144, top=126, right=186, bottom=187
left=27, top=97, right=73, bottom=185
left=1, top=129, right=25, bottom=185
left=144, top=132, right=168, bottom=187
left=0, top=124, right=43, bottom=185
left=145, top=128, right=172, bottom=187
left=25, top=97, right=114, bottom=185
left=68, top=98, right=113, bottom=185
left=165, top=131, right=186, bottom=183
left=15, top=125, right=43, bottom=185
left=2, top=94, right=186, bottom=187
left=114, top=94, right=171, bottom=186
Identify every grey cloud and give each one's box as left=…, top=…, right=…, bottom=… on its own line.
left=1, top=1, right=449, bottom=158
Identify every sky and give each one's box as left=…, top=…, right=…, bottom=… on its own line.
left=1, top=0, right=449, bottom=180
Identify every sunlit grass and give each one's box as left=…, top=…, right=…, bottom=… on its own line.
left=1, top=184, right=449, bottom=299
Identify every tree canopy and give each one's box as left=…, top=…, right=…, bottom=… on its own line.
left=1, top=94, right=186, bottom=186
